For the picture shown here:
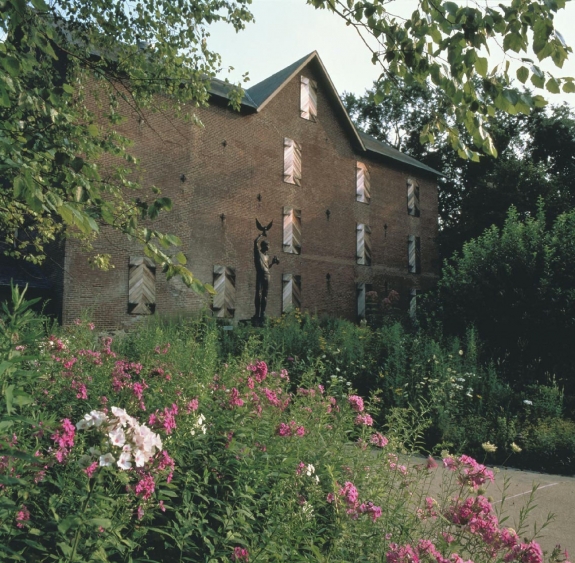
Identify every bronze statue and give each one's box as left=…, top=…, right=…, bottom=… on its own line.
left=253, top=219, right=279, bottom=326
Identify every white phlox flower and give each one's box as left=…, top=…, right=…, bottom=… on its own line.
left=108, top=426, right=126, bottom=447
left=305, top=464, right=315, bottom=476
left=191, top=414, right=207, bottom=436
left=302, top=501, right=314, bottom=519
left=99, top=453, right=115, bottom=467
left=117, top=451, right=132, bottom=470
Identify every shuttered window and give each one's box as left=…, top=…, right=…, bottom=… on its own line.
left=356, top=223, right=372, bottom=266
left=407, top=178, right=420, bottom=217
left=283, top=207, right=302, bottom=254
left=357, top=282, right=366, bottom=320
left=300, top=76, right=318, bottom=121
left=408, top=235, right=421, bottom=274
left=212, top=265, right=236, bottom=318
left=282, top=274, right=302, bottom=313
left=356, top=162, right=371, bottom=204
left=128, top=256, right=156, bottom=315
left=409, top=288, right=417, bottom=319
left=284, top=138, right=302, bottom=185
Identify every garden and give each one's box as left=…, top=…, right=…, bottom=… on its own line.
left=1, top=285, right=573, bottom=562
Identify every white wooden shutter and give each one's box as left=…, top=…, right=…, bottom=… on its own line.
left=356, top=162, right=371, bottom=204
left=212, top=266, right=236, bottom=318
left=357, top=282, right=366, bottom=320
left=356, top=224, right=371, bottom=265
left=283, top=207, right=301, bottom=255
left=408, top=235, right=421, bottom=273
left=300, top=76, right=318, bottom=121
left=128, top=256, right=156, bottom=315
left=409, top=289, right=417, bottom=319
left=284, top=138, right=302, bottom=186
left=282, top=274, right=302, bottom=313
left=407, top=178, right=420, bottom=217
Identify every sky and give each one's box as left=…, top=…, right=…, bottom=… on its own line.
left=207, top=0, right=575, bottom=106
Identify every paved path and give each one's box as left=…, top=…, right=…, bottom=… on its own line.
left=423, top=461, right=575, bottom=556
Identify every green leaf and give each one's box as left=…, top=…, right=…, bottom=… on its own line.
left=86, top=124, right=99, bottom=137
left=30, top=0, right=50, bottom=9
left=88, top=518, right=112, bottom=529
left=475, top=57, right=488, bottom=78
left=530, top=73, right=545, bottom=89
left=175, top=251, right=187, bottom=265
left=562, top=81, right=575, bottom=93
left=516, top=66, right=529, bottom=84
left=546, top=78, right=560, bottom=94
left=1, top=56, right=21, bottom=77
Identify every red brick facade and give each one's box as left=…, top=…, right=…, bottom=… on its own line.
left=60, top=53, right=439, bottom=329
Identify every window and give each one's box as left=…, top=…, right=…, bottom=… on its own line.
left=407, top=178, right=420, bottom=217
left=356, top=162, right=371, bottom=204
left=408, top=235, right=421, bottom=274
left=212, top=265, right=236, bottom=318
left=409, top=289, right=417, bottom=319
left=283, top=207, right=302, bottom=254
left=284, top=138, right=302, bottom=185
left=356, top=223, right=372, bottom=266
left=282, top=274, right=302, bottom=313
left=300, top=76, right=318, bottom=121
left=128, top=256, right=156, bottom=314
left=357, top=282, right=366, bottom=319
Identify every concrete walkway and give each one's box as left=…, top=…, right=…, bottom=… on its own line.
left=423, top=461, right=575, bottom=556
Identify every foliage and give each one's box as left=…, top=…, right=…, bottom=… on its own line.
left=1, top=297, right=569, bottom=561
left=0, top=0, right=252, bottom=291
left=310, top=0, right=572, bottom=160
left=429, top=205, right=575, bottom=395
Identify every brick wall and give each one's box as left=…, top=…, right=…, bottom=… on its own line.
left=62, top=59, right=439, bottom=329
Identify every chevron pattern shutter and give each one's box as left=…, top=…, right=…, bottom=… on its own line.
left=356, top=162, right=371, bottom=203
left=283, top=207, right=302, bottom=255
left=282, top=274, right=302, bottom=313
left=356, top=224, right=371, bottom=265
left=284, top=138, right=302, bottom=186
left=407, top=178, right=420, bottom=217
left=408, top=235, right=421, bottom=273
left=357, top=282, right=366, bottom=320
left=128, top=256, right=156, bottom=315
left=300, top=76, right=318, bottom=121
left=409, top=288, right=417, bottom=319
left=212, top=265, right=236, bottom=318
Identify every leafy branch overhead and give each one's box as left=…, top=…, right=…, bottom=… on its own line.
left=309, top=0, right=573, bottom=160
left=0, top=0, right=253, bottom=292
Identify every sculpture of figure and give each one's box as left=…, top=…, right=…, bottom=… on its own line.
left=253, top=219, right=279, bottom=325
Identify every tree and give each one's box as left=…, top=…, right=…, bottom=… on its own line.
left=0, top=0, right=252, bottom=291
left=430, top=205, right=575, bottom=393
left=311, top=0, right=573, bottom=160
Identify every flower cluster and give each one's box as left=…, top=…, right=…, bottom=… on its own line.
left=276, top=420, right=305, bottom=437
left=348, top=395, right=364, bottom=412
left=443, top=454, right=494, bottom=489
left=190, top=414, right=207, bottom=436
left=76, top=407, right=163, bottom=471
left=332, top=480, right=382, bottom=522
left=370, top=432, right=388, bottom=447
left=354, top=413, right=374, bottom=426
left=247, top=360, right=268, bottom=383
left=51, top=419, right=75, bottom=462
left=231, top=547, right=249, bottom=562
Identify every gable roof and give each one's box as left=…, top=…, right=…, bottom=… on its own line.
left=208, top=52, right=441, bottom=177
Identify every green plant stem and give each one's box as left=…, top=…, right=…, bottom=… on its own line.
left=69, top=479, right=94, bottom=563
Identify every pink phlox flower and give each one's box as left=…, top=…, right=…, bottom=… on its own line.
left=326, top=492, right=335, bottom=503
left=358, top=501, right=382, bottom=522
left=246, top=377, right=255, bottom=389
left=339, top=481, right=359, bottom=507
left=262, top=387, right=282, bottom=407
left=84, top=461, right=98, bottom=478
left=296, top=462, right=306, bottom=476
left=159, top=500, right=166, bottom=512
left=348, top=395, right=364, bottom=412
left=354, top=414, right=374, bottom=426
left=443, top=457, right=458, bottom=471
left=136, top=505, right=145, bottom=520
left=386, top=543, right=420, bottom=563
left=162, top=404, right=178, bottom=434
left=186, top=399, right=199, bottom=413
left=247, top=361, right=268, bottom=382
left=370, top=432, right=388, bottom=447
left=279, top=368, right=289, bottom=380
left=156, top=450, right=176, bottom=483
left=15, top=505, right=30, bottom=528
left=504, top=541, right=543, bottom=563
left=154, top=343, right=170, bottom=354
left=132, top=380, right=148, bottom=401
left=71, top=381, right=88, bottom=400
left=228, top=388, right=244, bottom=408
left=51, top=419, right=75, bottom=461
left=426, top=456, right=439, bottom=469
left=135, top=473, right=156, bottom=500
left=231, top=547, right=249, bottom=562
left=276, top=423, right=291, bottom=437
left=63, top=357, right=77, bottom=370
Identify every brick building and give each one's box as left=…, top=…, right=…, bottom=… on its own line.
left=52, top=51, right=439, bottom=328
